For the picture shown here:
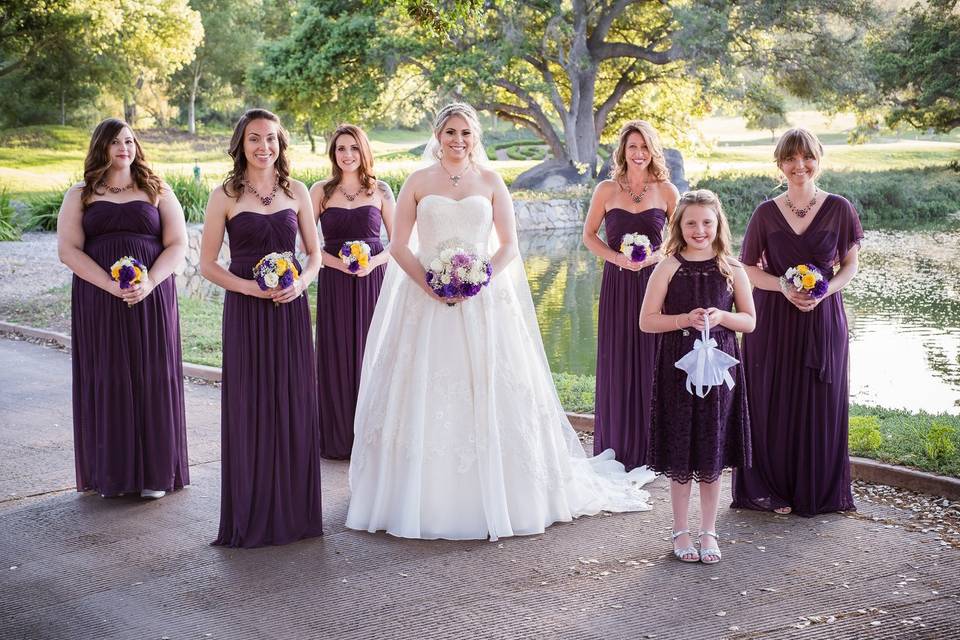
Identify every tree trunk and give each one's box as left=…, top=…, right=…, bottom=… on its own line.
left=304, top=120, right=316, bottom=154
left=124, top=99, right=136, bottom=125
left=60, top=89, right=66, bottom=126
left=189, top=63, right=201, bottom=135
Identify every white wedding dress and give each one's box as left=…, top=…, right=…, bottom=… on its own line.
left=346, top=194, right=654, bottom=540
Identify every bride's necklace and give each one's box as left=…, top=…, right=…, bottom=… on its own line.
left=785, top=187, right=819, bottom=218
left=338, top=183, right=363, bottom=202
left=440, top=161, right=471, bottom=187
left=98, top=180, right=134, bottom=194
left=243, top=176, right=278, bottom=206
left=624, top=180, right=649, bottom=204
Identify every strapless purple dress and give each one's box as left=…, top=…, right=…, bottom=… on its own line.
left=593, top=207, right=666, bottom=470
left=315, top=205, right=386, bottom=459
left=214, top=209, right=323, bottom=548
left=71, top=200, right=188, bottom=496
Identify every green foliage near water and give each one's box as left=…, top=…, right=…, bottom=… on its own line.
left=849, top=416, right=883, bottom=454
left=695, top=167, right=960, bottom=227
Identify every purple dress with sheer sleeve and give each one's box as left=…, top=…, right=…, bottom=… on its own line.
left=213, top=209, right=323, bottom=548
left=315, top=205, right=386, bottom=459
left=732, top=194, right=863, bottom=516
left=646, top=255, right=751, bottom=483
left=593, top=207, right=666, bottom=470
left=71, top=200, right=189, bottom=496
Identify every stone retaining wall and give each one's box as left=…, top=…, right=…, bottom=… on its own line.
left=176, top=223, right=228, bottom=299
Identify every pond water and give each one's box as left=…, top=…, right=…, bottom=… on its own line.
left=519, top=224, right=960, bottom=415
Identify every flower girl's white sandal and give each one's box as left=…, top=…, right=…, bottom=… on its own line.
left=698, top=531, right=722, bottom=564
left=672, top=529, right=699, bottom=563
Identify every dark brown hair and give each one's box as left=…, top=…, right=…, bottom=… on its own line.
left=321, top=124, right=376, bottom=208
left=222, top=108, right=293, bottom=201
left=81, top=118, right=163, bottom=206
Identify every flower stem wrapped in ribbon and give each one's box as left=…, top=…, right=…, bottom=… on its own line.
left=619, top=232, right=652, bottom=267
left=110, top=256, right=147, bottom=290
left=425, top=246, right=492, bottom=307
left=674, top=314, right=739, bottom=398
left=782, top=263, right=829, bottom=299
left=252, top=251, right=300, bottom=305
left=339, top=240, right=371, bottom=273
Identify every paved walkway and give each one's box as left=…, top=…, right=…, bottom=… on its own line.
left=0, top=336, right=958, bottom=639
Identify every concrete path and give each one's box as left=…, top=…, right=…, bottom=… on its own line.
left=1, top=337, right=958, bottom=639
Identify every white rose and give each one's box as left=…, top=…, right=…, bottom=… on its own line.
left=456, top=267, right=468, bottom=280
left=440, top=248, right=454, bottom=263
left=430, top=259, right=443, bottom=272
left=440, top=274, right=451, bottom=284
left=263, top=272, right=280, bottom=288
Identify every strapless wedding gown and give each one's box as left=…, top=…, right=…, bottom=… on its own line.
left=346, top=194, right=653, bottom=540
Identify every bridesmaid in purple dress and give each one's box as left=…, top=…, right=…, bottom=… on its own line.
left=57, top=118, right=188, bottom=499
left=641, top=190, right=755, bottom=563
left=732, top=128, right=862, bottom=517
left=200, top=109, right=324, bottom=547
left=309, top=125, right=394, bottom=459
left=583, top=120, right=678, bottom=470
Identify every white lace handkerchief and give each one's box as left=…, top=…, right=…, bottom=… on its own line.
left=674, top=315, right=739, bottom=398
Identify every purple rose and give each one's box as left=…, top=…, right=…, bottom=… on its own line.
left=256, top=275, right=269, bottom=291
left=425, top=271, right=434, bottom=284
left=812, top=279, right=829, bottom=298
left=118, top=265, right=136, bottom=289
left=451, top=252, right=471, bottom=268
left=441, top=283, right=458, bottom=298
left=348, top=261, right=360, bottom=273
left=341, top=243, right=351, bottom=257
left=279, top=270, right=294, bottom=289
left=630, top=246, right=647, bottom=263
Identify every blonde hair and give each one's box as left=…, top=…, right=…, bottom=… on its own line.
left=610, top=120, right=669, bottom=183
left=774, top=127, right=824, bottom=180
left=663, top=189, right=736, bottom=290
left=432, top=102, right=485, bottom=164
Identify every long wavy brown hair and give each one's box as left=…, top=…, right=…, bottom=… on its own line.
left=610, top=120, right=670, bottom=184
left=222, top=108, right=293, bottom=201
left=663, top=189, right=736, bottom=290
left=321, top=124, right=376, bottom=208
left=81, top=118, right=163, bottom=207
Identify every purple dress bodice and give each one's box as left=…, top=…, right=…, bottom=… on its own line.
left=83, top=200, right=163, bottom=265
left=225, top=209, right=299, bottom=278
left=319, top=205, right=384, bottom=255
left=602, top=207, right=666, bottom=252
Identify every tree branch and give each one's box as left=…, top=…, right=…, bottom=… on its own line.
left=522, top=54, right=567, bottom=120
left=594, top=62, right=639, bottom=134
left=472, top=97, right=566, bottom=159
left=593, top=41, right=676, bottom=64
left=588, top=0, right=633, bottom=49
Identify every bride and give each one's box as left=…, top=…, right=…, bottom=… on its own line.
left=346, top=103, right=654, bottom=540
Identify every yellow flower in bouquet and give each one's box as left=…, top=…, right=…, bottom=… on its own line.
left=350, top=243, right=363, bottom=257
left=801, top=273, right=817, bottom=289
left=797, top=265, right=810, bottom=276
left=276, top=258, right=289, bottom=276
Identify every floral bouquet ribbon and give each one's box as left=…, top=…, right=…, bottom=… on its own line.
left=673, top=314, right=739, bottom=398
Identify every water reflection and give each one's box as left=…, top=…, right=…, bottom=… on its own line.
left=519, top=226, right=960, bottom=414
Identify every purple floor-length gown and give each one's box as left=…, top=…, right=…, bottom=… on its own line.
left=646, top=255, right=750, bottom=483
left=71, top=200, right=188, bottom=496
left=732, top=194, right=863, bottom=516
left=593, top=207, right=666, bottom=470
left=316, top=205, right=385, bottom=459
left=214, top=209, right=323, bottom=548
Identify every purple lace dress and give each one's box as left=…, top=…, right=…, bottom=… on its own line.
left=593, top=207, right=666, bottom=470
left=315, top=205, right=386, bottom=459
left=71, top=200, right=189, bottom=496
left=214, top=209, right=323, bottom=548
left=732, top=195, right=862, bottom=516
left=646, top=255, right=751, bottom=484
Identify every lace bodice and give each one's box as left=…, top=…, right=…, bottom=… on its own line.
left=415, top=194, right=493, bottom=262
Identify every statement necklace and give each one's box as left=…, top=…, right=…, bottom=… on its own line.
left=625, top=181, right=649, bottom=204
left=440, top=161, right=471, bottom=187
left=338, top=184, right=364, bottom=202
left=243, top=178, right=279, bottom=207
left=98, top=181, right=134, bottom=194
left=785, top=187, right=819, bottom=218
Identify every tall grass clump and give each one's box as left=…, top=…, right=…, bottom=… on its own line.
left=25, top=189, right=65, bottom=231
left=165, top=174, right=210, bottom=223
left=0, top=188, right=22, bottom=240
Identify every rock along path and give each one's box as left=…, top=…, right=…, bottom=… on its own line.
left=0, top=336, right=958, bottom=639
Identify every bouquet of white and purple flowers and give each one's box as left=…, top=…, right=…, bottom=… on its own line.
left=425, top=247, right=492, bottom=306
left=253, top=251, right=299, bottom=305
left=782, top=263, right=829, bottom=299
left=110, top=256, right=147, bottom=289
left=619, top=232, right=652, bottom=265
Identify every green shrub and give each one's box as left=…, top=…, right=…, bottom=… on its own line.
left=924, top=422, right=958, bottom=462
left=0, top=188, right=21, bottom=241
left=24, top=190, right=65, bottom=231
left=695, top=167, right=960, bottom=228
left=552, top=372, right=596, bottom=414
left=848, top=415, right=882, bottom=454
left=165, top=174, right=210, bottom=224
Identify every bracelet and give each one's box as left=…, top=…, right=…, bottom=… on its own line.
left=674, top=314, right=682, bottom=330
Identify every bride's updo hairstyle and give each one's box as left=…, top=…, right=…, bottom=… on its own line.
left=431, top=102, right=486, bottom=164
